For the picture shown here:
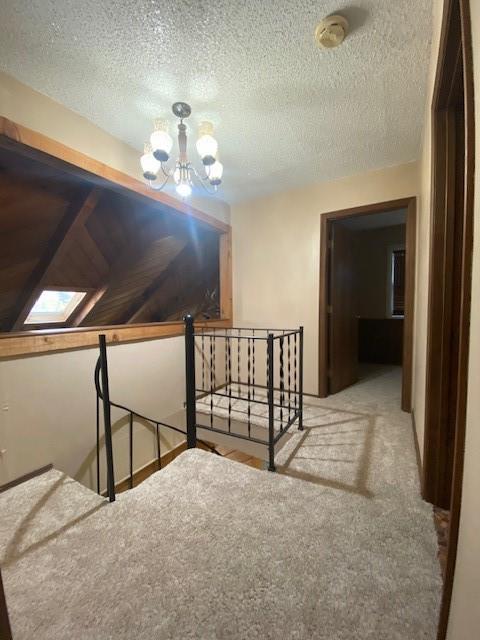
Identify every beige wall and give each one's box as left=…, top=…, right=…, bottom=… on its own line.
left=355, top=224, right=406, bottom=319
left=232, top=162, right=418, bottom=394
left=446, top=0, right=480, bottom=637
left=0, top=338, right=187, bottom=491
left=0, top=72, right=230, bottom=490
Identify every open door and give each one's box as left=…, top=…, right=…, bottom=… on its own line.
left=327, top=222, right=358, bottom=393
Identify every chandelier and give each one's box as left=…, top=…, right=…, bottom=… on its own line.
left=140, top=101, right=223, bottom=198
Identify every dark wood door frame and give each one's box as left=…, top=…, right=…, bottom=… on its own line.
left=422, top=1, right=475, bottom=639
left=318, top=196, right=416, bottom=412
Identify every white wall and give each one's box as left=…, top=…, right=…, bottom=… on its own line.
left=232, top=162, right=418, bottom=395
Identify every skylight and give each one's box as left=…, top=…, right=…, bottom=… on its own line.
left=24, top=290, right=87, bottom=325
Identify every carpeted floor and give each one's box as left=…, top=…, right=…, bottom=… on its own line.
left=0, top=366, right=441, bottom=639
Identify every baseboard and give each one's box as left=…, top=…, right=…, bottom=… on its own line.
left=0, top=463, right=53, bottom=494
left=410, top=409, right=423, bottom=493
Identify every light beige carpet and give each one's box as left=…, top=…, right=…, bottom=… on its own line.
left=0, top=366, right=441, bottom=639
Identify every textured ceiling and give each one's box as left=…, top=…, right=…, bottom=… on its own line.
left=0, top=1, right=432, bottom=204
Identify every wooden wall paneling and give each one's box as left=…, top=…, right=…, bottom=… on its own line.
left=126, top=245, right=192, bottom=323
left=83, top=235, right=188, bottom=326
left=6, top=187, right=101, bottom=330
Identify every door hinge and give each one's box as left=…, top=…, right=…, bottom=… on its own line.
left=327, top=305, right=333, bottom=314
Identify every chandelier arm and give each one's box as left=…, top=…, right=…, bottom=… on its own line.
left=193, top=174, right=218, bottom=195
left=147, top=172, right=171, bottom=191
left=160, top=162, right=172, bottom=178
left=191, top=164, right=212, bottom=183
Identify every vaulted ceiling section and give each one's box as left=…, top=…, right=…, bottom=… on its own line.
left=0, top=141, right=220, bottom=332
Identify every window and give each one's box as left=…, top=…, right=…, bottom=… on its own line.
left=24, top=290, right=87, bottom=325
left=390, top=249, right=405, bottom=317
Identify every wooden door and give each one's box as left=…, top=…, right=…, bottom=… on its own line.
left=328, top=222, right=358, bottom=393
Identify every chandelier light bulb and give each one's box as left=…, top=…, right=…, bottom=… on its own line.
left=208, top=160, right=223, bottom=186
left=176, top=181, right=192, bottom=198
left=150, top=118, right=173, bottom=162
left=140, top=143, right=160, bottom=180
left=196, top=121, right=218, bottom=166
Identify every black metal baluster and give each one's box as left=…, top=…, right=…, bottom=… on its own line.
left=237, top=328, right=241, bottom=395
left=247, top=336, right=251, bottom=437
left=98, top=335, right=115, bottom=503
left=202, top=332, right=205, bottom=393
left=299, top=326, right=304, bottom=431
left=294, top=332, right=298, bottom=410
left=96, top=393, right=100, bottom=495
left=267, top=333, right=275, bottom=472
left=252, top=329, right=256, bottom=400
left=129, top=412, right=133, bottom=489
left=280, top=336, right=284, bottom=430
left=184, top=315, right=197, bottom=449
left=213, top=332, right=216, bottom=393
left=227, top=336, right=232, bottom=432
left=288, top=334, right=291, bottom=417
left=210, top=336, right=214, bottom=428
left=156, top=423, right=161, bottom=470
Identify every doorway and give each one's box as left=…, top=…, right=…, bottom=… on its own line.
left=422, top=0, right=474, bottom=638
left=318, top=197, right=416, bottom=412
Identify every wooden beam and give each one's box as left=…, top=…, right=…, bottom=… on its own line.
left=0, top=117, right=230, bottom=233
left=6, top=187, right=101, bottom=331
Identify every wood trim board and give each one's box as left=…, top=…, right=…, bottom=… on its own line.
left=0, top=318, right=233, bottom=359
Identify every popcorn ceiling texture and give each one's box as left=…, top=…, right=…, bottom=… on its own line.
left=0, top=1, right=432, bottom=203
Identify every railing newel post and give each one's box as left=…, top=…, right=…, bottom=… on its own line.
left=298, top=326, right=304, bottom=431
left=184, top=315, right=197, bottom=449
left=98, top=334, right=116, bottom=502
left=267, top=332, right=276, bottom=472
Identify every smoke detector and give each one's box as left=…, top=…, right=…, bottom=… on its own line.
left=315, top=15, right=349, bottom=49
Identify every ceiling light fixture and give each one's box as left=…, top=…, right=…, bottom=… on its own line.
left=140, top=102, right=223, bottom=198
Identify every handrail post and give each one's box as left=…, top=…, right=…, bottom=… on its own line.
left=184, top=315, right=197, bottom=449
left=298, top=326, right=304, bottom=431
left=99, top=334, right=116, bottom=502
left=267, top=333, right=275, bottom=471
